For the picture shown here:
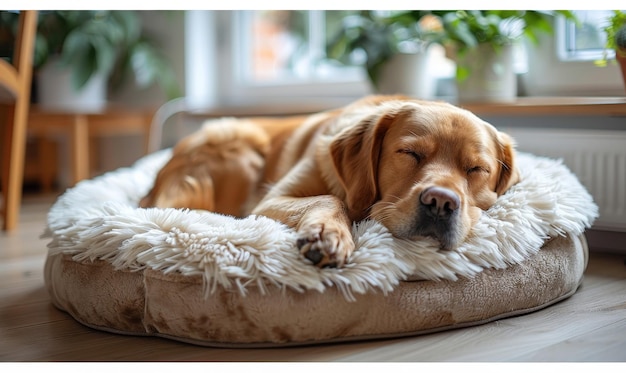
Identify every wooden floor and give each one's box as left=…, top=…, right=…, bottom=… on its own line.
left=1, top=194, right=625, bottom=362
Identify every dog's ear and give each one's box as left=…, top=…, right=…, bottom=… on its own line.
left=495, top=131, right=520, bottom=195
left=330, top=110, right=396, bottom=221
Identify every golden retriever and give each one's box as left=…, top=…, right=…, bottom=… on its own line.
left=140, top=95, right=519, bottom=268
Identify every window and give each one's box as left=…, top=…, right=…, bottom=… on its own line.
left=242, top=10, right=360, bottom=83
left=559, top=10, right=614, bottom=62
left=185, top=10, right=370, bottom=109
left=522, top=10, right=623, bottom=96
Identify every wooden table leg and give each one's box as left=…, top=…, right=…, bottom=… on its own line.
left=37, top=137, right=56, bottom=192
left=70, top=115, right=90, bottom=185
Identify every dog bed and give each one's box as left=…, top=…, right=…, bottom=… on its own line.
left=43, top=150, right=597, bottom=347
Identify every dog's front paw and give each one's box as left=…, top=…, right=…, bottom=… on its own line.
left=296, top=222, right=354, bottom=268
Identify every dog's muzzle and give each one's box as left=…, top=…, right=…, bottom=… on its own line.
left=414, top=186, right=462, bottom=250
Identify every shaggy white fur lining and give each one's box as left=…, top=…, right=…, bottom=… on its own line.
left=44, top=150, right=598, bottom=301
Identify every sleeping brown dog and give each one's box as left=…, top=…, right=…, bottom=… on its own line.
left=140, top=95, right=519, bottom=268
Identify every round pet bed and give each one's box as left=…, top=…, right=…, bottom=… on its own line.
left=43, top=150, right=597, bottom=347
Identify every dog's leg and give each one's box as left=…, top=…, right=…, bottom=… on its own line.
left=255, top=194, right=354, bottom=267
left=252, top=161, right=354, bottom=268
left=140, top=119, right=270, bottom=216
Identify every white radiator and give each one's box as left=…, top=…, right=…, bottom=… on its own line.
left=500, top=128, right=626, bottom=232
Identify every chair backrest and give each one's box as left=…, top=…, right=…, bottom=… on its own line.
left=1, top=10, right=37, bottom=231
left=0, top=10, right=37, bottom=102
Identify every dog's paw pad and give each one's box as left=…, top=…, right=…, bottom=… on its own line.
left=303, top=248, right=324, bottom=265
left=296, top=223, right=352, bottom=268
left=296, top=233, right=327, bottom=266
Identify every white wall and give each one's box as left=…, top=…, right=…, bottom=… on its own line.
left=95, top=11, right=186, bottom=177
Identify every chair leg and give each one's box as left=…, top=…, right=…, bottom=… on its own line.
left=1, top=106, right=10, bottom=226
left=2, top=97, right=29, bottom=231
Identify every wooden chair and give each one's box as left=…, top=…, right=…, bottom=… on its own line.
left=0, top=11, right=37, bottom=231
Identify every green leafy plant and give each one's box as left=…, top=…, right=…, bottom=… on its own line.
left=34, top=10, right=180, bottom=98
left=432, top=10, right=576, bottom=81
left=596, top=10, right=626, bottom=66
left=325, top=10, right=575, bottom=86
left=326, top=10, right=444, bottom=88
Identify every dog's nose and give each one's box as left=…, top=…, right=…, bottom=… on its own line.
left=420, top=186, right=460, bottom=219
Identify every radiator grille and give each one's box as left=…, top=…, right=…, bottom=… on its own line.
left=501, top=128, right=626, bottom=231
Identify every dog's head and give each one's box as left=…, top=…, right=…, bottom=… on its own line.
left=330, top=99, right=519, bottom=250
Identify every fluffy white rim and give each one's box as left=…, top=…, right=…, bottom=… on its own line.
left=43, top=150, right=598, bottom=301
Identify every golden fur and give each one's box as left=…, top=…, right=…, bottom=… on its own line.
left=140, top=95, right=519, bottom=267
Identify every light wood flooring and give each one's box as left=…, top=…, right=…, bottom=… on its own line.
left=1, top=193, right=625, bottom=362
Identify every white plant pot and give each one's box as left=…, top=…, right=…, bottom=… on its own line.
left=455, top=43, right=516, bottom=103
left=37, top=57, right=108, bottom=113
left=377, top=51, right=435, bottom=99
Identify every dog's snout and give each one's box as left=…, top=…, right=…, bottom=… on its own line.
left=420, top=186, right=460, bottom=218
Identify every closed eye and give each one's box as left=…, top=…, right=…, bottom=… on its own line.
left=467, top=166, right=490, bottom=175
left=397, top=149, right=424, bottom=163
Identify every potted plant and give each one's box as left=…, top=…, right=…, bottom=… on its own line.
left=597, top=10, right=626, bottom=93
left=33, top=10, right=180, bottom=111
left=433, top=10, right=576, bottom=103
left=326, top=10, right=444, bottom=98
